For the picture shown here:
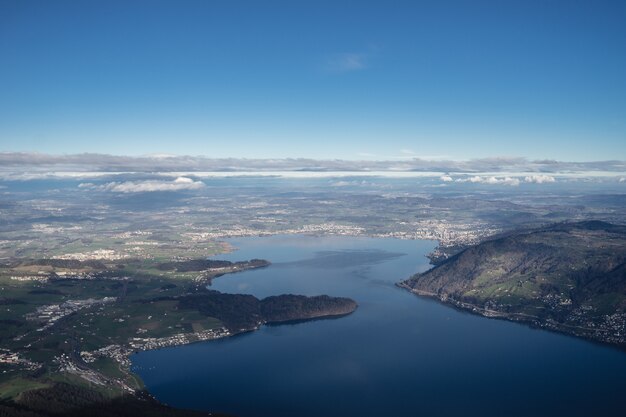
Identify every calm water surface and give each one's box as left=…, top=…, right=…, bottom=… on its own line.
left=132, top=235, right=626, bottom=417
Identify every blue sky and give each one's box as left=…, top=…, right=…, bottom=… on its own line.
left=1, top=0, right=625, bottom=161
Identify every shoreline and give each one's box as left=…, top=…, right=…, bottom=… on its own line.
left=0, top=234, right=442, bottom=413
left=54, top=247, right=359, bottom=400
left=396, top=282, right=626, bottom=352
left=83, top=302, right=358, bottom=397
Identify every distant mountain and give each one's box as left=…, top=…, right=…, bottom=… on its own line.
left=401, top=221, right=626, bottom=348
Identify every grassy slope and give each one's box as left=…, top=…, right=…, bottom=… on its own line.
left=403, top=221, right=626, bottom=347
left=0, top=253, right=356, bottom=416
left=0, top=254, right=237, bottom=414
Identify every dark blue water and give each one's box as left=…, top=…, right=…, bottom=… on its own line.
left=132, top=235, right=626, bottom=417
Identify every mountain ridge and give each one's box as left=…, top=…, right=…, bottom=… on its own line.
left=401, top=221, right=626, bottom=348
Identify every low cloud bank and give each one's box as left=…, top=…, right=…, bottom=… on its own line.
left=524, top=174, right=556, bottom=184
left=459, top=176, right=521, bottom=186
left=450, top=174, right=557, bottom=186
left=1, top=152, right=624, bottom=176
left=79, top=177, right=205, bottom=193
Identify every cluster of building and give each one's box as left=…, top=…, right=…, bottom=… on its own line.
left=74, top=328, right=231, bottom=388
left=68, top=327, right=233, bottom=394
left=297, top=223, right=366, bottom=235
left=56, top=354, right=106, bottom=386
left=81, top=344, right=134, bottom=368
left=52, top=249, right=129, bottom=261
left=31, top=224, right=82, bottom=234
left=10, top=271, right=126, bottom=282
left=406, top=220, right=498, bottom=246
left=26, top=297, right=117, bottom=331
left=124, top=240, right=160, bottom=246
left=183, top=223, right=367, bottom=240
left=179, top=220, right=495, bottom=248
left=128, top=327, right=231, bottom=351
left=0, top=349, right=41, bottom=371
left=602, top=313, right=626, bottom=343
left=561, top=305, right=626, bottom=345
left=542, top=293, right=573, bottom=308
left=113, top=230, right=153, bottom=239
left=55, top=353, right=136, bottom=393
left=10, top=275, right=49, bottom=282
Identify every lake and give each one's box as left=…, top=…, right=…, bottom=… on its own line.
left=131, top=235, right=626, bottom=417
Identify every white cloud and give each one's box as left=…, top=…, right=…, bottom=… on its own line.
left=524, top=174, right=555, bottom=184
left=458, top=176, right=520, bottom=186
left=329, top=180, right=379, bottom=187
left=455, top=174, right=558, bottom=186
left=2, top=152, right=626, bottom=175
left=619, top=177, right=626, bottom=183
left=440, top=175, right=453, bottom=182
left=79, top=177, right=205, bottom=193
left=173, top=177, right=194, bottom=184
